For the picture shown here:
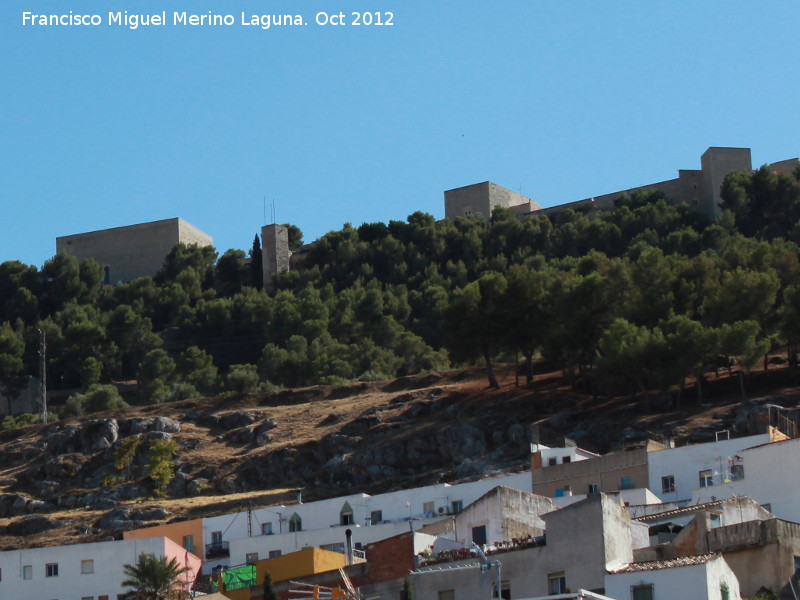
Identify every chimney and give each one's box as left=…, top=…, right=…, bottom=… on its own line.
left=345, top=528, right=353, bottom=565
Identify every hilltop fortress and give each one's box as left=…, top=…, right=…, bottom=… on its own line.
left=53, top=147, right=800, bottom=291
left=445, top=147, right=800, bottom=223
left=263, top=146, right=800, bottom=289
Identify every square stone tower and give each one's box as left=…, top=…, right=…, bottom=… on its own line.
left=261, top=224, right=290, bottom=291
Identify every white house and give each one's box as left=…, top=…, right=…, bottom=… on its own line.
left=605, top=554, right=742, bottom=600
left=0, top=535, right=201, bottom=600
left=646, top=433, right=771, bottom=503
left=690, top=436, right=800, bottom=523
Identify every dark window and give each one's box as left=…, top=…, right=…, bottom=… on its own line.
left=548, top=457, right=557, bottom=466
left=492, top=581, right=511, bottom=600
left=370, top=510, right=383, bottom=525
left=699, top=469, right=713, bottom=487
left=563, top=456, right=571, bottom=463
left=794, top=556, right=800, bottom=579
left=472, top=525, right=487, bottom=546
left=730, top=465, right=744, bottom=481
left=631, top=584, right=654, bottom=600
left=451, top=500, right=463, bottom=514
left=662, top=475, right=675, bottom=493
left=588, top=483, right=599, bottom=494
left=620, top=476, right=633, bottom=489
left=289, top=513, right=302, bottom=532
left=46, top=563, right=58, bottom=577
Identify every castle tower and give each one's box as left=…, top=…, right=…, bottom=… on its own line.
left=261, top=224, right=290, bottom=291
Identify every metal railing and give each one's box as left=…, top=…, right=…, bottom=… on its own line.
left=205, top=541, right=230, bottom=559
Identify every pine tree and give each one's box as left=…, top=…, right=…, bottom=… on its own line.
left=250, top=234, right=263, bottom=290
left=262, top=569, right=279, bottom=600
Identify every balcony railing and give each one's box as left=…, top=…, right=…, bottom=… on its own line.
left=205, top=541, right=230, bottom=559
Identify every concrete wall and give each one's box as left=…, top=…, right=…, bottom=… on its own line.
left=56, top=217, right=212, bottom=283
left=647, top=433, right=770, bottom=503
left=444, top=181, right=539, bottom=220
left=532, top=447, right=649, bottom=498
left=605, top=555, right=742, bottom=600
left=449, top=487, right=554, bottom=547
left=0, top=535, right=200, bottom=600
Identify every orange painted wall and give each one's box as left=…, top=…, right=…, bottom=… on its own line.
left=222, top=547, right=349, bottom=600
left=123, top=518, right=204, bottom=556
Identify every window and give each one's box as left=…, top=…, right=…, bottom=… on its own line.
left=182, top=535, right=195, bottom=552
left=548, top=572, right=566, bottom=595
left=370, top=510, right=383, bottom=525
left=246, top=552, right=258, bottom=564
left=631, top=584, right=654, bottom=600
left=81, top=559, right=94, bottom=574
left=548, top=457, right=557, bottom=466
left=620, top=476, right=634, bottom=490
left=472, top=525, right=487, bottom=546
left=46, top=563, right=58, bottom=577
left=82, top=597, right=94, bottom=600
left=563, top=456, right=571, bottom=463
left=451, top=500, right=463, bottom=514
left=22, top=565, right=32, bottom=580
left=289, top=513, right=302, bottom=532
left=588, top=483, right=599, bottom=494
left=212, top=530, right=223, bottom=544
left=710, top=513, right=721, bottom=528
left=423, top=501, right=435, bottom=516
left=721, top=584, right=730, bottom=600
left=730, top=465, right=744, bottom=481
left=793, top=555, right=800, bottom=579
left=262, top=522, right=273, bottom=535
left=699, top=469, right=714, bottom=487
left=438, top=590, right=455, bottom=600
left=100, top=596, right=109, bottom=600
left=340, top=502, right=354, bottom=526
left=269, top=550, right=282, bottom=558
left=662, top=475, right=675, bottom=493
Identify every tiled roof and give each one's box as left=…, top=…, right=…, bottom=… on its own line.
left=609, top=554, right=719, bottom=573
left=634, top=500, right=724, bottom=522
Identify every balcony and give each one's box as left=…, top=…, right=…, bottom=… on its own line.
left=205, top=541, right=230, bottom=559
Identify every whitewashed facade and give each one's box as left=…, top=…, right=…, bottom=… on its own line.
left=605, top=554, right=741, bottom=600
left=647, top=433, right=770, bottom=503
left=690, top=437, right=800, bottom=523
left=202, top=471, right=530, bottom=573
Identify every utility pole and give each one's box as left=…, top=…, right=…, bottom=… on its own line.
left=38, top=329, right=46, bottom=424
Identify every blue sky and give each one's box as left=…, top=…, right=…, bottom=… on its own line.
left=2, top=1, right=799, bottom=267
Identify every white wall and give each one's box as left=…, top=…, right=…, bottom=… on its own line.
left=691, top=438, right=800, bottom=523
left=0, top=536, right=182, bottom=600
left=647, top=434, right=769, bottom=502
left=605, top=556, right=741, bottom=600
